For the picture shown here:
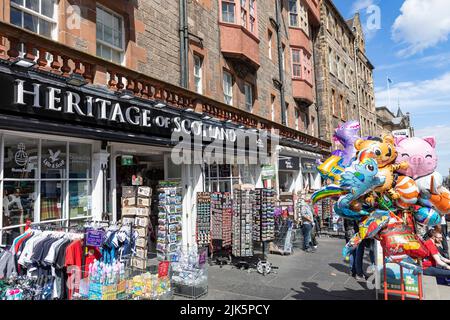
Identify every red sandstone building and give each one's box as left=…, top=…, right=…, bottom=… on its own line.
left=0, top=0, right=330, bottom=245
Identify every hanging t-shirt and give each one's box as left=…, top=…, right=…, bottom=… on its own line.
left=84, top=247, right=101, bottom=275
left=64, top=239, right=83, bottom=300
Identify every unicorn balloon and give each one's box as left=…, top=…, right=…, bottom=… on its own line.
left=332, top=120, right=361, bottom=167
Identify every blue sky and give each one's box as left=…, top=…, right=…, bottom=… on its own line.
left=332, top=0, right=450, bottom=177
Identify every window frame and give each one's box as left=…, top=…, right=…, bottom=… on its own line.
left=243, top=82, right=253, bottom=112
left=0, top=131, right=94, bottom=243
left=96, top=4, right=126, bottom=65
left=221, top=0, right=236, bottom=24
left=331, top=89, right=336, bottom=116
left=271, top=95, right=276, bottom=122
left=291, top=47, right=302, bottom=79
left=288, top=0, right=299, bottom=28
left=193, top=54, right=203, bottom=94
left=268, top=30, right=273, bottom=60
left=240, top=0, right=247, bottom=28
left=10, top=0, right=58, bottom=40
left=223, top=70, right=233, bottom=106
left=248, top=0, right=256, bottom=33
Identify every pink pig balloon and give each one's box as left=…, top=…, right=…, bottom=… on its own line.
left=395, top=136, right=438, bottom=180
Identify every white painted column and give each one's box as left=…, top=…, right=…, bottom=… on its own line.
left=313, top=172, right=321, bottom=190
left=92, top=150, right=109, bottom=221
left=190, top=164, right=203, bottom=247
left=181, top=163, right=190, bottom=249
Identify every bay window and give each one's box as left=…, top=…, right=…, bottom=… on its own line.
left=289, top=0, right=309, bottom=35
left=221, top=0, right=257, bottom=35
left=289, top=0, right=298, bottom=27
left=222, top=0, right=236, bottom=23
left=292, top=48, right=302, bottom=78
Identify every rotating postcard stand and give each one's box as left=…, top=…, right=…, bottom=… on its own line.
left=210, top=192, right=233, bottom=266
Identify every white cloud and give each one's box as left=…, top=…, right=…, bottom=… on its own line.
left=377, top=52, right=450, bottom=71
left=375, top=73, right=450, bottom=178
left=351, top=0, right=375, bottom=13
left=375, top=72, right=450, bottom=111
left=415, top=125, right=450, bottom=178
left=350, top=0, right=381, bottom=42
left=392, top=0, right=450, bottom=57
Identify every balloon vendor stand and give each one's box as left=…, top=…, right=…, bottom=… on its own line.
left=382, top=251, right=423, bottom=300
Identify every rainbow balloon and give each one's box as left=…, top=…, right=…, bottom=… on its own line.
left=311, top=185, right=346, bottom=204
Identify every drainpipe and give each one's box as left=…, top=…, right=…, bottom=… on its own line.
left=311, top=25, right=321, bottom=140
left=352, top=28, right=362, bottom=132
left=275, top=0, right=287, bottom=126
left=179, top=0, right=189, bottom=88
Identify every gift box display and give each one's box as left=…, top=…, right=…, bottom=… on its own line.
left=253, top=188, right=276, bottom=242
left=196, top=192, right=211, bottom=247
left=232, top=185, right=255, bottom=257
left=121, top=184, right=152, bottom=270
left=210, top=192, right=232, bottom=246
left=157, top=181, right=183, bottom=262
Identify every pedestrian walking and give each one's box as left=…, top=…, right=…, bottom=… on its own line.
left=300, top=199, right=315, bottom=253
left=354, top=238, right=375, bottom=281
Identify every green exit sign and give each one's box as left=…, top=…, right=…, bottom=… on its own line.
left=121, top=155, right=134, bottom=166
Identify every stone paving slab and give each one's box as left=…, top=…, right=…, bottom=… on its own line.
left=175, top=236, right=376, bottom=300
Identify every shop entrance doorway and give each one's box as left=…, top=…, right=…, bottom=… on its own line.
left=109, top=143, right=181, bottom=258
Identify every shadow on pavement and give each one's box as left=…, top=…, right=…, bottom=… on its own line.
left=290, top=282, right=374, bottom=300
left=329, top=262, right=349, bottom=274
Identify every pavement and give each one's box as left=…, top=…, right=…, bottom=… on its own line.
left=175, top=235, right=377, bottom=300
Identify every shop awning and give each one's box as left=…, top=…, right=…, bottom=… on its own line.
left=277, top=145, right=323, bottom=159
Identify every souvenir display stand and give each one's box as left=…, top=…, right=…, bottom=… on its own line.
left=232, top=184, right=255, bottom=259
left=156, top=181, right=182, bottom=262
left=269, top=216, right=294, bottom=255
left=196, top=192, right=211, bottom=247
left=210, top=192, right=232, bottom=264
left=121, top=185, right=152, bottom=270
left=252, top=188, right=276, bottom=274
left=171, top=246, right=208, bottom=299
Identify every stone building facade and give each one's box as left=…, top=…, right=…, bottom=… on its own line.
left=314, top=0, right=377, bottom=150
left=347, top=13, right=377, bottom=138
left=376, top=106, right=414, bottom=137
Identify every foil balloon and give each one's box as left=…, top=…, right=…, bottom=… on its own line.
left=333, top=149, right=385, bottom=220
left=378, top=222, right=429, bottom=262
left=414, top=207, right=441, bottom=227
left=355, top=134, right=408, bottom=200
left=313, top=131, right=447, bottom=273
left=394, top=176, right=419, bottom=209
left=333, top=120, right=361, bottom=167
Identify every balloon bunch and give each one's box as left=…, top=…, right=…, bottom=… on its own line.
left=313, top=121, right=450, bottom=273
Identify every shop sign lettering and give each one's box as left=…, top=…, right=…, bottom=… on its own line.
left=13, top=79, right=237, bottom=142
